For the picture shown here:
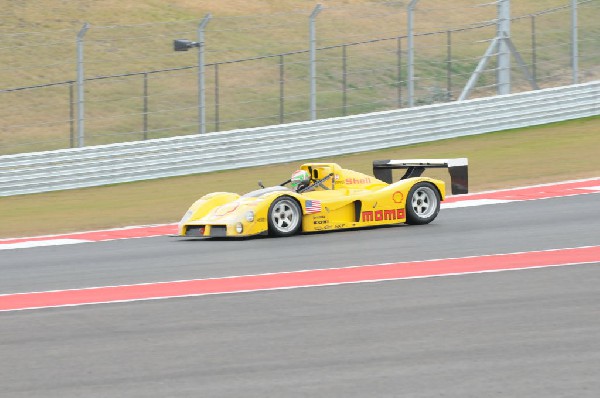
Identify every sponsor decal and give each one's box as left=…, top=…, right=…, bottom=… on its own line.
left=305, top=200, right=322, bottom=214
left=361, top=208, right=405, bottom=222
left=214, top=203, right=239, bottom=216
left=393, top=191, right=404, bottom=203
left=314, top=220, right=328, bottom=225
left=345, top=177, right=372, bottom=185
left=315, top=225, right=333, bottom=231
left=256, top=218, right=266, bottom=222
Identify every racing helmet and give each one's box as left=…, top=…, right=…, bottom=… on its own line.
left=290, top=169, right=310, bottom=191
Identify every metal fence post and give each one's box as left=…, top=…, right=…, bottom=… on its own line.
left=458, top=37, right=500, bottom=100
left=214, top=63, right=220, bottom=132
left=198, top=14, right=211, bottom=134
left=309, top=4, right=323, bottom=121
left=143, top=73, right=148, bottom=140
left=397, top=37, right=402, bottom=108
left=571, top=0, right=578, bottom=84
left=342, top=45, right=347, bottom=116
left=69, top=82, right=75, bottom=148
left=76, top=22, right=89, bottom=148
left=531, top=15, right=537, bottom=84
left=446, top=30, right=452, bottom=100
left=407, top=0, right=418, bottom=107
left=279, top=55, right=285, bottom=124
left=497, top=0, right=511, bottom=95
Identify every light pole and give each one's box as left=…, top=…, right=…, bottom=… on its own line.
left=173, top=14, right=211, bottom=134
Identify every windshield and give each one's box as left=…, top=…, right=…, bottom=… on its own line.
left=242, top=186, right=291, bottom=198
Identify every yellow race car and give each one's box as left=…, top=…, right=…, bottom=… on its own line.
left=178, top=159, right=468, bottom=238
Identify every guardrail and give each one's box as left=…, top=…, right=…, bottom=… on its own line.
left=1, top=81, right=598, bottom=197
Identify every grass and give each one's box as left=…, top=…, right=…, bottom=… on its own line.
left=1, top=0, right=598, bottom=154
left=1, top=115, right=598, bottom=239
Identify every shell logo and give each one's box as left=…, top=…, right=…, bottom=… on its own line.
left=393, top=191, right=404, bottom=203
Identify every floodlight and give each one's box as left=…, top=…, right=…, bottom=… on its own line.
left=173, top=39, right=199, bottom=52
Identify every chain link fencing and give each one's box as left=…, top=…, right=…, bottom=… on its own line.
left=0, top=0, right=598, bottom=155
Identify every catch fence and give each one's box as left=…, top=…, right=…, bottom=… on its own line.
left=0, top=0, right=598, bottom=155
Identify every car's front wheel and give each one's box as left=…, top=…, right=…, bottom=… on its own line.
left=268, top=196, right=302, bottom=236
left=406, top=182, right=441, bottom=225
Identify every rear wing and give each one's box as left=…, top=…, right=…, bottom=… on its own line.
left=373, top=158, right=468, bottom=195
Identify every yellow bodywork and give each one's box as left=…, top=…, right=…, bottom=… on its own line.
left=179, top=162, right=446, bottom=238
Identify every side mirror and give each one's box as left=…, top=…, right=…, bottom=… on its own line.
left=258, top=181, right=265, bottom=189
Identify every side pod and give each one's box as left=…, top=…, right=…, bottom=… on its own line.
left=373, top=158, right=469, bottom=195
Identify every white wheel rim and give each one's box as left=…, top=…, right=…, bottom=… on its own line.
left=271, top=199, right=300, bottom=233
left=411, top=186, right=437, bottom=218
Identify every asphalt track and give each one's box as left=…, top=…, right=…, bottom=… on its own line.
left=1, top=193, right=599, bottom=397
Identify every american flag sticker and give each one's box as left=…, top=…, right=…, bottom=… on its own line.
left=305, top=200, right=322, bottom=214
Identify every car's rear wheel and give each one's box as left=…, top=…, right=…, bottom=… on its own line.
left=406, top=182, right=440, bottom=225
left=268, top=196, right=302, bottom=236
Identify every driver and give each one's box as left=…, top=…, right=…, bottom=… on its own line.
left=290, top=169, right=311, bottom=192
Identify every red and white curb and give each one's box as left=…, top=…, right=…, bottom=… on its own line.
left=0, top=224, right=177, bottom=251
left=442, top=177, right=600, bottom=208
left=1, top=245, right=598, bottom=312
left=1, top=177, right=599, bottom=251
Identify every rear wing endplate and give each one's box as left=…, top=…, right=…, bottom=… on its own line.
left=373, top=158, right=468, bottom=195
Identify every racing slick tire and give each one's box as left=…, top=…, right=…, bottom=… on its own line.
left=406, top=182, right=441, bottom=225
left=268, top=196, right=302, bottom=237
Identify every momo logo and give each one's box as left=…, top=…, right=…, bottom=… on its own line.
left=345, top=177, right=372, bottom=185
left=362, top=208, right=405, bottom=222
